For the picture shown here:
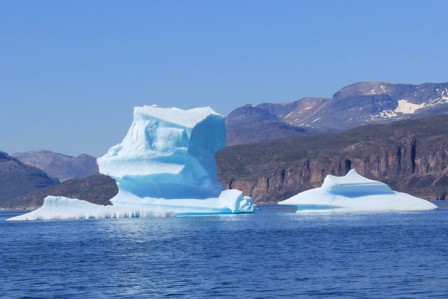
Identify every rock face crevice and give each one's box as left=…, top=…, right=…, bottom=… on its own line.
left=411, top=138, right=417, bottom=173
left=217, top=115, right=448, bottom=203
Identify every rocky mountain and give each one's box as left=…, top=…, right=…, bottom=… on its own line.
left=217, top=115, right=448, bottom=203
left=226, top=82, right=448, bottom=145
left=5, top=175, right=118, bottom=210
left=0, top=151, right=58, bottom=207
left=225, top=105, right=313, bottom=145
left=13, top=150, right=99, bottom=182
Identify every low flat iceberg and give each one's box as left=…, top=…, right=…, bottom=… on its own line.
left=11, top=106, right=254, bottom=221
left=279, top=169, right=437, bottom=213
left=8, top=196, right=174, bottom=221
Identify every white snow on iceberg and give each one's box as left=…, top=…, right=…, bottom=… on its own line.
left=97, top=105, right=254, bottom=215
left=8, top=196, right=174, bottom=221
left=279, top=169, right=437, bottom=213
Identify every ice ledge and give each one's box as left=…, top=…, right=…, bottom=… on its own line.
left=8, top=189, right=255, bottom=221
left=7, top=196, right=175, bottom=221
left=110, top=189, right=255, bottom=216
left=322, top=169, right=392, bottom=196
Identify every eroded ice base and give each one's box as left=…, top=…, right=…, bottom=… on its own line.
left=110, top=189, right=255, bottom=216
left=8, top=189, right=254, bottom=221
left=7, top=196, right=175, bottom=221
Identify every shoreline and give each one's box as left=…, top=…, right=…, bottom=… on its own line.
left=2, top=199, right=446, bottom=213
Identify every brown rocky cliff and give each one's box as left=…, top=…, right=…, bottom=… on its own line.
left=217, top=116, right=448, bottom=203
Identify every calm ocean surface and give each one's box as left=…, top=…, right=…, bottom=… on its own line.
left=2, top=203, right=448, bottom=298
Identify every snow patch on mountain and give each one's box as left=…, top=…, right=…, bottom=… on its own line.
left=374, top=90, right=448, bottom=119
left=368, top=84, right=389, bottom=95
left=395, top=100, right=425, bottom=114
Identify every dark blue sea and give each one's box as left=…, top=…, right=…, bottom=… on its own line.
left=2, top=203, right=448, bottom=298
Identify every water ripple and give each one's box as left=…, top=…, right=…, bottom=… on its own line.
left=1, top=209, right=448, bottom=298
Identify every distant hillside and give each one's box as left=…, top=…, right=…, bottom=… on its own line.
left=226, top=82, right=448, bottom=145
left=217, top=115, right=448, bottom=203
left=0, top=151, right=58, bottom=208
left=225, top=105, right=312, bottom=145
left=4, top=174, right=118, bottom=210
left=13, top=150, right=99, bottom=182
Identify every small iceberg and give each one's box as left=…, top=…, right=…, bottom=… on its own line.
left=279, top=169, right=437, bottom=213
left=7, top=196, right=175, bottom=221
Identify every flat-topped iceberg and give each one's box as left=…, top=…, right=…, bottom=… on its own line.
left=279, top=169, right=437, bottom=213
left=98, top=105, right=254, bottom=215
left=99, top=106, right=225, bottom=199
left=8, top=196, right=174, bottom=221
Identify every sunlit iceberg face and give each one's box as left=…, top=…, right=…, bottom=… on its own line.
left=321, top=169, right=393, bottom=197
left=98, top=106, right=226, bottom=199
left=279, top=169, right=437, bottom=213
left=97, top=105, right=254, bottom=214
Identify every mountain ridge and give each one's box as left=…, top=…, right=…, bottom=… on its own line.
left=0, top=151, right=59, bottom=207
left=226, top=81, right=448, bottom=145
left=12, top=150, right=99, bottom=182
left=5, top=175, right=117, bottom=210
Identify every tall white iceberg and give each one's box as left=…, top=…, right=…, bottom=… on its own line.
left=9, top=105, right=254, bottom=221
left=279, top=169, right=437, bottom=213
left=97, top=105, right=254, bottom=215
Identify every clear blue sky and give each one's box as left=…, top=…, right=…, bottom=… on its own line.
left=1, top=0, right=448, bottom=157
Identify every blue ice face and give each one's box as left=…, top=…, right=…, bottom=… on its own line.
left=98, top=107, right=226, bottom=199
